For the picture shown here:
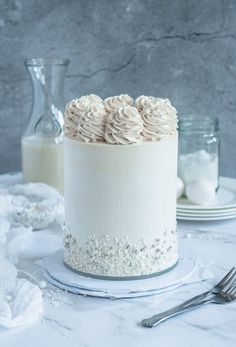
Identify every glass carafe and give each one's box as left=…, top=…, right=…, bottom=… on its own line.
left=21, top=58, right=69, bottom=194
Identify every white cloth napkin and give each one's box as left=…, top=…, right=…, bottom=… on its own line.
left=0, top=255, right=42, bottom=329
left=0, top=277, right=42, bottom=329
left=0, top=214, right=43, bottom=329
left=0, top=176, right=63, bottom=329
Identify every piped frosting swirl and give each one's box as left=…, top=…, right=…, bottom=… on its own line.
left=64, top=94, right=106, bottom=142
left=134, top=95, right=158, bottom=112
left=104, top=94, right=133, bottom=112
left=139, top=98, right=178, bottom=141
left=104, top=106, right=143, bottom=144
left=64, top=94, right=178, bottom=144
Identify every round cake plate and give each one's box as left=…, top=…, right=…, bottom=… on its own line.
left=44, top=270, right=193, bottom=299
left=177, top=177, right=236, bottom=211
left=43, top=250, right=197, bottom=299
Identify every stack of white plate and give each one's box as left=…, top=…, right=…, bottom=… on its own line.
left=177, top=177, right=236, bottom=221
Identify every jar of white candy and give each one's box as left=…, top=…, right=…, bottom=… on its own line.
left=178, top=116, right=220, bottom=192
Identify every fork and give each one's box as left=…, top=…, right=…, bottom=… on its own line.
left=142, top=267, right=236, bottom=328
left=171, top=266, right=236, bottom=308
left=142, top=280, right=236, bottom=328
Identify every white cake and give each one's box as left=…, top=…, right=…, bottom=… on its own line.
left=63, top=94, right=178, bottom=279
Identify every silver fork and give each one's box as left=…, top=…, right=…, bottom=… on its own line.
left=142, top=279, right=236, bottom=328
left=171, top=266, right=236, bottom=308
left=142, top=267, right=236, bottom=328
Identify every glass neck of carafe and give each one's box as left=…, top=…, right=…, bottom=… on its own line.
left=25, top=59, right=69, bottom=130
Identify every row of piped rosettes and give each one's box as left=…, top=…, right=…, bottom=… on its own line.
left=64, top=94, right=178, bottom=144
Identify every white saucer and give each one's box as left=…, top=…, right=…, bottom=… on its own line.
left=43, top=250, right=197, bottom=299
left=177, top=214, right=236, bottom=221
left=177, top=177, right=236, bottom=221
left=177, top=208, right=236, bottom=215
left=177, top=209, right=236, bottom=218
left=177, top=177, right=236, bottom=211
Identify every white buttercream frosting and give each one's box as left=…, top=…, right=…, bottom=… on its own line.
left=104, top=94, right=133, bottom=112
left=104, top=106, right=143, bottom=144
left=134, top=95, right=158, bottom=111
left=64, top=99, right=84, bottom=138
left=64, top=94, right=106, bottom=142
left=76, top=105, right=107, bottom=143
left=63, top=135, right=178, bottom=278
left=64, top=94, right=178, bottom=143
left=140, top=98, right=178, bottom=141
left=79, top=94, right=104, bottom=105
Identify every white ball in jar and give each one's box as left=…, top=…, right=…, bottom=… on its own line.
left=177, top=177, right=184, bottom=199
left=186, top=179, right=216, bottom=205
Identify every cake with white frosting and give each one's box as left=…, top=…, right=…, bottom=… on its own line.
left=63, top=94, right=178, bottom=279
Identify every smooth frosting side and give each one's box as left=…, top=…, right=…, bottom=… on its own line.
left=63, top=134, right=178, bottom=277
left=141, top=98, right=178, bottom=141
left=104, top=106, right=143, bottom=144
left=104, top=94, right=134, bottom=112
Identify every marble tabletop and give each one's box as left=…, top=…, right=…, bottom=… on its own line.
left=0, top=217, right=236, bottom=347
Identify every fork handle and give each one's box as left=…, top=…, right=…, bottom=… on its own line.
left=142, top=292, right=211, bottom=328
left=173, top=290, right=211, bottom=308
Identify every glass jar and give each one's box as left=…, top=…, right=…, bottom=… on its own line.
left=21, top=58, right=69, bottom=194
left=178, top=116, right=220, bottom=191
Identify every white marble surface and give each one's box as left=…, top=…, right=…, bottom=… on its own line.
left=1, top=215, right=236, bottom=346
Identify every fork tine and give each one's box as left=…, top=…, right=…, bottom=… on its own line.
left=220, top=269, right=236, bottom=290
left=232, top=286, right=236, bottom=297
left=217, top=267, right=236, bottom=288
left=221, top=279, right=236, bottom=296
left=227, top=282, right=236, bottom=296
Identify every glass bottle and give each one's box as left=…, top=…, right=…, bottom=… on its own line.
left=21, top=58, right=69, bottom=194
left=178, top=116, right=220, bottom=191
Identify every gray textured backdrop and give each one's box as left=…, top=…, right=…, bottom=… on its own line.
left=0, top=0, right=236, bottom=176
